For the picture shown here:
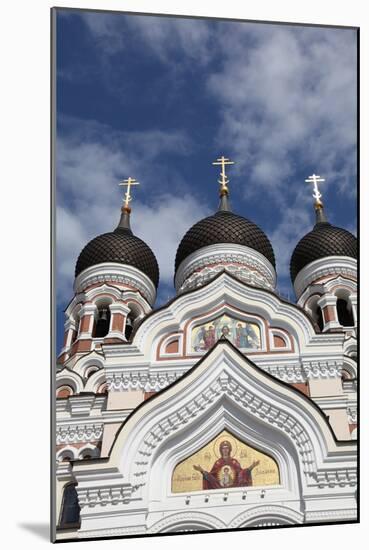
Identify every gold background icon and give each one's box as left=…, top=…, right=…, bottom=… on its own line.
left=191, top=314, right=261, bottom=352
left=172, top=430, right=280, bottom=493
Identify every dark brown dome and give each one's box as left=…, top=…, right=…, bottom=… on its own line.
left=75, top=226, right=159, bottom=288
left=175, top=210, right=275, bottom=272
left=290, top=221, right=357, bottom=282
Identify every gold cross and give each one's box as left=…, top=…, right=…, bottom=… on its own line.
left=305, top=173, right=325, bottom=207
left=212, top=156, right=235, bottom=193
left=119, top=177, right=140, bottom=208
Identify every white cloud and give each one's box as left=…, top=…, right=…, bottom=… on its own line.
left=80, top=12, right=214, bottom=65
left=57, top=17, right=357, bottom=300
left=56, top=120, right=209, bottom=305
left=207, top=26, right=357, bottom=200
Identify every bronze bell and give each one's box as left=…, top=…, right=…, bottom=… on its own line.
left=100, top=308, right=108, bottom=322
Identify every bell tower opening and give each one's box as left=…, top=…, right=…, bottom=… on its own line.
left=93, top=305, right=111, bottom=338
left=336, top=298, right=354, bottom=327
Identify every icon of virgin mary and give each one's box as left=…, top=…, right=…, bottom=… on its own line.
left=193, top=440, right=259, bottom=489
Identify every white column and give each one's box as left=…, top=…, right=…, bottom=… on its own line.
left=79, top=303, right=98, bottom=339
left=109, top=302, right=131, bottom=339
left=348, top=294, right=357, bottom=327
left=317, top=295, right=340, bottom=331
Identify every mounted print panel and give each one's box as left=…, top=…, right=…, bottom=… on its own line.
left=52, top=5, right=358, bottom=543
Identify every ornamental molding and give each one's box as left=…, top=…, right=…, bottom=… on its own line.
left=78, top=526, right=146, bottom=538
left=179, top=264, right=274, bottom=294
left=106, top=362, right=309, bottom=388
left=104, top=272, right=345, bottom=361
left=72, top=343, right=356, bottom=535
left=229, top=505, right=304, bottom=527
left=311, top=469, right=357, bottom=488
left=261, top=363, right=306, bottom=383
left=175, top=244, right=276, bottom=293
left=149, top=511, right=227, bottom=533
left=305, top=508, right=357, bottom=522
left=343, top=379, right=357, bottom=393
left=129, top=369, right=318, bottom=493
left=294, top=256, right=357, bottom=299
left=56, top=423, right=104, bottom=445
left=74, top=263, right=156, bottom=306
left=107, top=371, right=183, bottom=392
left=302, top=360, right=343, bottom=379
left=77, top=483, right=134, bottom=509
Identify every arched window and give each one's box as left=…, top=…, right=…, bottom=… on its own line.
left=124, top=303, right=142, bottom=340
left=93, top=306, right=111, bottom=338
left=124, top=314, right=134, bottom=340
left=337, top=298, right=354, bottom=327
left=70, top=309, right=81, bottom=345
left=307, top=296, right=324, bottom=332
left=316, top=306, right=324, bottom=332
left=59, top=483, right=80, bottom=529
left=85, top=366, right=99, bottom=379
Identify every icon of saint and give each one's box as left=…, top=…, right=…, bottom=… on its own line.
left=193, top=440, right=260, bottom=490
left=203, top=325, right=216, bottom=350
left=235, top=323, right=259, bottom=348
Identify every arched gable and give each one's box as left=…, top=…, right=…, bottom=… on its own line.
left=102, top=272, right=344, bottom=365
left=72, top=340, right=356, bottom=534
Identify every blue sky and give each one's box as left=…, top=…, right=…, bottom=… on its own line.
left=55, top=9, right=357, bottom=352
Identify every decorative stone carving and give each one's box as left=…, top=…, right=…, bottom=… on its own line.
left=56, top=423, right=104, bottom=445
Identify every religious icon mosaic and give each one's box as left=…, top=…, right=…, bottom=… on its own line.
left=191, top=314, right=261, bottom=352
left=172, top=430, right=280, bottom=493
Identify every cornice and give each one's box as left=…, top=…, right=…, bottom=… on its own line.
left=294, top=256, right=357, bottom=299
left=74, top=263, right=156, bottom=306
left=175, top=243, right=276, bottom=293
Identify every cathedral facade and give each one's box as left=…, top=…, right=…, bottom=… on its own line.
left=54, top=161, right=357, bottom=540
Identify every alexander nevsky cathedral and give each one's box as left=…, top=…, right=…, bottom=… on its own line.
left=55, top=157, right=357, bottom=540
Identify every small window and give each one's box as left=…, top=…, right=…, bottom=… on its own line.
left=125, top=315, right=134, bottom=340
left=59, top=483, right=80, bottom=528
left=337, top=299, right=354, bottom=327
left=316, top=306, right=324, bottom=332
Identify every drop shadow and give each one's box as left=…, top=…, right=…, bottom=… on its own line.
left=18, top=523, right=50, bottom=541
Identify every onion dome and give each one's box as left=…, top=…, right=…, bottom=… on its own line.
left=75, top=210, right=159, bottom=287
left=75, top=178, right=159, bottom=300
left=174, top=156, right=276, bottom=293
left=290, top=195, right=357, bottom=283
left=175, top=208, right=275, bottom=271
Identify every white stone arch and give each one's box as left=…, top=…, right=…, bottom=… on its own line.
left=130, top=273, right=333, bottom=362
left=85, top=369, right=106, bottom=393
left=326, top=276, right=357, bottom=295
left=112, top=345, right=340, bottom=500
left=78, top=444, right=100, bottom=460
left=229, top=505, right=304, bottom=528
left=149, top=511, right=227, bottom=533
left=73, top=352, right=105, bottom=379
left=56, top=368, right=84, bottom=395
left=72, top=342, right=356, bottom=535
left=57, top=446, right=78, bottom=462
left=342, top=357, right=357, bottom=380
left=85, top=284, right=122, bottom=304
left=343, top=337, right=357, bottom=359
left=146, top=395, right=300, bottom=505
left=123, top=290, right=152, bottom=316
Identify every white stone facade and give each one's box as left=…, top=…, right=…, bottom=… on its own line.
left=55, top=266, right=357, bottom=539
